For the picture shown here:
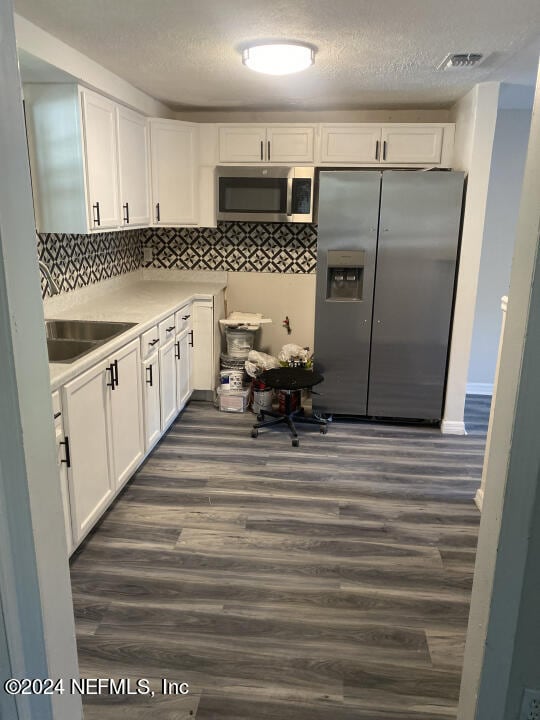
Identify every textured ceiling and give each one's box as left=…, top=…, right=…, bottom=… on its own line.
left=14, top=0, right=540, bottom=110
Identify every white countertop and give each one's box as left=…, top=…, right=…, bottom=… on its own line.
left=46, top=277, right=226, bottom=392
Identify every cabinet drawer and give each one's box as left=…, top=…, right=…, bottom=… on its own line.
left=175, top=304, right=192, bottom=334
left=141, top=324, right=160, bottom=360
left=159, top=314, right=176, bottom=345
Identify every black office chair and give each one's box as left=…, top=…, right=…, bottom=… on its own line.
left=250, top=367, right=327, bottom=447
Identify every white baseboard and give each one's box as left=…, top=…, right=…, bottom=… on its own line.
left=441, top=419, right=467, bottom=435
left=475, top=488, right=484, bottom=511
left=467, top=383, right=493, bottom=396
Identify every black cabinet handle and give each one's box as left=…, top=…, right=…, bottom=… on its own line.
left=53, top=411, right=62, bottom=420
left=375, top=140, right=380, bottom=161
left=60, top=436, right=71, bottom=468
left=189, top=330, right=194, bottom=347
left=123, top=202, right=130, bottom=224
left=182, top=314, right=191, bottom=320
left=107, top=363, right=115, bottom=390
left=383, top=140, right=387, bottom=161
left=146, top=364, right=153, bottom=387
left=149, top=338, right=159, bottom=347
left=175, top=340, right=180, bottom=359
left=260, top=140, right=263, bottom=161
left=92, top=201, right=101, bottom=226
left=113, top=359, right=119, bottom=388
left=267, top=140, right=271, bottom=162
left=156, top=202, right=160, bottom=222
left=166, top=325, right=175, bottom=333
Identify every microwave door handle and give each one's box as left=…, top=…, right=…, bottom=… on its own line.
left=286, top=174, right=293, bottom=217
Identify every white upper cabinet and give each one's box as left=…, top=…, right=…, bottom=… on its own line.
left=81, top=88, right=121, bottom=230
left=380, top=125, right=444, bottom=164
left=218, top=125, right=315, bottom=163
left=150, top=119, right=199, bottom=225
left=117, top=105, right=151, bottom=227
left=319, top=123, right=448, bottom=165
left=320, top=125, right=381, bottom=164
left=24, top=83, right=152, bottom=233
left=219, top=126, right=266, bottom=163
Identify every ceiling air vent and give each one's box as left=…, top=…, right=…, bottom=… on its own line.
left=438, top=53, right=484, bottom=70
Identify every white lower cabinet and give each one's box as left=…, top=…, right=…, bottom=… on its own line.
left=143, top=350, right=161, bottom=450
left=52, top=391, right=73, bottom=555
left=62, top=338, right=143, bottom=545
left=56, top=292, right=220, bottom=551
left=109, top=339, right=144, bottom=489
left=62, top=359, right=114, bottom=545
left=176, top=328, right=192, bottom=411
left=159, top=337, right=178, bottom=430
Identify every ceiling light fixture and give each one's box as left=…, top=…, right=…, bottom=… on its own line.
left=242, top=43, right=315, bottom=75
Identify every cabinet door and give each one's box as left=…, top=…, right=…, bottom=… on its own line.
left=320, top=125, right=381, bottom=164
left=266, top=127, right=314, bottom=163
left=176, top=329, right=192, bottom=411
left=117, top=106, right=151, bottom=226
left=218, top=126, right=266, bottom=163
left=143, top=350, right=161, bottom=450
left=109, top=338, right=144, bottom=489
left=381, top=125, right=444, bottom=164
left=192, top=301, right=214, bottom=391
left=62, top=360, right=113, bottom=544
left=159, top=338, right=178, bottom=429
left=55, top=422, right=73, bottom=555
left=150, top=120, right=198, bottom=225
left=81, top=88, right=120, bottom=230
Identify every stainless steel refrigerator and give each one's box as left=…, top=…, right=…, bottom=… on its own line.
left=314, top=170, right=465, bottom=421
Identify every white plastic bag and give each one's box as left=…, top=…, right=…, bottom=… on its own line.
left=244, top=350, right=280, bottom=377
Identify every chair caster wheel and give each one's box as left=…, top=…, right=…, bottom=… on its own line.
left=256, top=413, right=263, bottom=421
left=292, top=438, right=299, bottom=447
left=320, top=425, right=328, bottom=434
left=251, top=429, right=258, bottom=438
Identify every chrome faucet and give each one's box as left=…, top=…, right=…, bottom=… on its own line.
left=38, top=260, right=60, bottom=296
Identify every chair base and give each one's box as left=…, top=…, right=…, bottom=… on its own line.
left=251, top=407, right=328, bottom=447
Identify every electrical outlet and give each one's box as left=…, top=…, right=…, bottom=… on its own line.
left=520, top=689, right=540, bottom=720
left=143, top=247, right=154, bottom=263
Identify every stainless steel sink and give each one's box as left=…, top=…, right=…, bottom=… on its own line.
left=45, top=319, right=137, bottom=363
left=47, top=338, right=99, bottom=363
left=45, top=319, right=136, bottom=342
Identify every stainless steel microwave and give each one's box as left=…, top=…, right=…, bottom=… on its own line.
left=217, top=166, right=315, bottom=223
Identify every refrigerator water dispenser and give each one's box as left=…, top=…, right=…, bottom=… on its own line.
left=327, top=250, right=364, bottom=300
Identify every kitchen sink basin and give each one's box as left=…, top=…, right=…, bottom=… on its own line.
left=45, top=319, right=137, bottom=342
left=46, top=338, right=100, bottom=363
left=45, top=319, right=137, bottom=363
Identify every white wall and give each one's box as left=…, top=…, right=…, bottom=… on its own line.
left=442, top=83, right=500, bottom=434
left=225, top=272, right=316, bottom=356
left=14, top=14, right=173, bottom=118
left=458, top=58, right=540, bottom=720
left=467, top=106, right=532, bottom=394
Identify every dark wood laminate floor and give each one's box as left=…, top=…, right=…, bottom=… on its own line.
left=70, top=395, right=490, bottom=719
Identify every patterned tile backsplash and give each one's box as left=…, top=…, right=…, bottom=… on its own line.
left=37, top=222, right=318, bottom=298
left=141, top=223, right=317, bottom=273
left=37, top=230, right=142, bottom=298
